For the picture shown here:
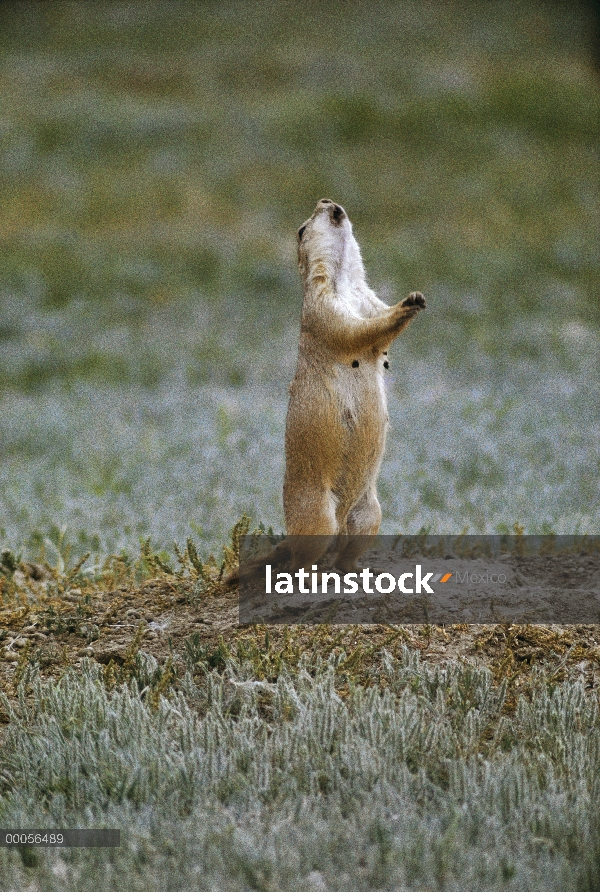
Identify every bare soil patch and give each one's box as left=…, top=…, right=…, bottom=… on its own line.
left=2, top=565, right=600, bottom=727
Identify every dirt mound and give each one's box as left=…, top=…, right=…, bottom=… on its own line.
left=2, top=565, right=600, bottom=727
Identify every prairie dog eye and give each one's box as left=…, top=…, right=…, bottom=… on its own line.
left=297, top=224, right=307, bottom=241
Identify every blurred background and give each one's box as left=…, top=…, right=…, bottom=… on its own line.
left=0, top=0, right=598, bottom=561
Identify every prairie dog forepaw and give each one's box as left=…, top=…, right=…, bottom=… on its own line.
left=402, top=291, right=426, bottom=309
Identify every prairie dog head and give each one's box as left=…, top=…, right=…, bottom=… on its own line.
left=297, top=199, right=365, bottom=289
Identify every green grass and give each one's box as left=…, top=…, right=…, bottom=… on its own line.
left=0, top=0, right=598, bottom=558
left=0, top=0, right=598, bottom=331
left=1, top=4, right=599, bottom=887
left=1, top=653, right=600, bottom=890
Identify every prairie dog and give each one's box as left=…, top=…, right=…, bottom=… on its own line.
left=283, top=198, right=425, bottom=570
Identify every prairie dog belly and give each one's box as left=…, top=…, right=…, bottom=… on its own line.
left=285, top=357, right=389, bottom=508
left=329, top=360, right=389, bottom=501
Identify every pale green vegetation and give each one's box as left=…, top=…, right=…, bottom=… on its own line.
left=0, top=0, right=598, bottom=559
left=2, top=654, right=600, bottom=890
left=0, top=2, right=599, bottom=888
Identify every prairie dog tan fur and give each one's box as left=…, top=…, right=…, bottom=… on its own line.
left=284, top=198, right=425, bottom=569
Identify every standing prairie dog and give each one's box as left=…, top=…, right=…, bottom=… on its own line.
left=283, top=198, right=425, bottom=570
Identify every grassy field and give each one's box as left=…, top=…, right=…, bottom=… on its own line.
left=1, top=1, right=600, bottom=888
left=0, top=0, right=598, bottom=562
left=2, top=536, right=600, bottom=890
left=1, top=653, right=600, bottom=891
